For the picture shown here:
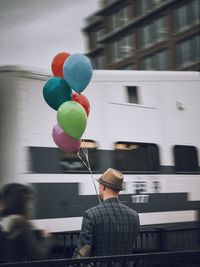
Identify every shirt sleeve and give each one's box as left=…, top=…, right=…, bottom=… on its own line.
left=73, top=210, right=93, bottom=258
left=8, top=217, right=52, bottom=261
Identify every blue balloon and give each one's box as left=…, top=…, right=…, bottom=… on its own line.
left=43, top=77, right=72, bottom=110
left=63, top=54, right=93, bottom=93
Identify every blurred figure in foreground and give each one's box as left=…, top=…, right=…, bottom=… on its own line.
left=73, top=168, right=140, bottom=258
left=0, top=191, right=3, bottom=218
left=0, top=191, right=7, bottom=263
left=0, top=183, right=52, bottom=262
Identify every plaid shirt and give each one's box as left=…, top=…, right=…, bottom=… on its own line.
left=74, top=198, right=140, bottom=257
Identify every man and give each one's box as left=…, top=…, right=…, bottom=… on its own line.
left=73, top=168, right=140, bottom=257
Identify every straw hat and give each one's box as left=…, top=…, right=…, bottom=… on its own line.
left=96, top=168, right=124, bottom=191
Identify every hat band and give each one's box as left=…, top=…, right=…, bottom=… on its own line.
left=98, top=177, right=123, bottom=190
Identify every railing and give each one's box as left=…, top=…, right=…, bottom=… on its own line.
left=0, top=250, right=200, bottom=267
left=50, top=226, right=200, bottom=258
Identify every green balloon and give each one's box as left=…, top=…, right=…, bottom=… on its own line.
left=57, top=101, right=87, bottom=139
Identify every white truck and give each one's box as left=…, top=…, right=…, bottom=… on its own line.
left=0, top=65, right=200, bottom=232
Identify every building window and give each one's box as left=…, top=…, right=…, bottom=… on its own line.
left=90, top=28, right=104, bottom=50
left=139, top=16, right=167, bottom=49
left=173, top=145, right=199, bottom=172
left=121, top=65, right=135, bottom=70
left=108, top=34, right=134, bottom=64
left=92, top=54, right=105, bottom=69
left=138, top=0, right=168, bottom=16
left=190, top=0, right=200, bottom=25
left=139, top=0, right=154, bottom=15
left=114, top=142, right=160, bottom=173
left=102, top=0, right=116, bottom=7
left=140, top=50, right=169, bottom=70
left=29, top=140, right=99, bottom=173
left=154, top=0, right=167, bottom=5
left=176, top=35, right=200, bottom=68
left=126, top=86, right=139, bottom=103
left=108, top=5, right=132, bottom=33
left=174, top=0, right=200, bottom=33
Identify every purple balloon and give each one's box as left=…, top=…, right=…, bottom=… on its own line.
left=52, top=123, right=81, bottom=153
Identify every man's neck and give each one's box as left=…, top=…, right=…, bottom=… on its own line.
left=103, top=195, right=118, bottom=201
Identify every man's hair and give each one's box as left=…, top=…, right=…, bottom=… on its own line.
left=2, top=183, right=34, bottom=216
left=103, top=185, right=120, bottom=194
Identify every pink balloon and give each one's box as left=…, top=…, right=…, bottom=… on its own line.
left=52, top=123, right=81, bottom=153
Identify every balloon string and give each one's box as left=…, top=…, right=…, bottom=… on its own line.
left=80, top=139, right=89, bottom=163
left=81, top=139, right=90, bottom=167
left=81, top=138, right=94, bottom=183
left=77, top=151, right=88, bottom=170
left=78, top=142, right=101, bottom=204
left=77, top=152, right=101, bottom=204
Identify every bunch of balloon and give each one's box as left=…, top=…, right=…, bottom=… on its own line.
left=43, top=52, right=92, bottom=154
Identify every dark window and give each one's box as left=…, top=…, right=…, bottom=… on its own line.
left=114, top=142, right=160, bottom=173
left=173, top=0, right=200, bottom=33
left=60, top=140, right=99, bottom=173
left=176, top=35, right=200, bottom=68
left=126, top=86, right=139, bottom=103
left=29, top=140, right=99, bottom=174
left=173, top=145, right=199, bottom=172
left=140, top=50, right=169, bottom=70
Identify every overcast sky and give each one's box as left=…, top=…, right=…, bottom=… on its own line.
left=0, top=0, right=100, bottom=70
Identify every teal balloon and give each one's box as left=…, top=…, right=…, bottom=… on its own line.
left=63, top=53, right=93, bottom=93
left=57, top=101, right=87, bottom=139
left=43, top=77, right=72, bottom=110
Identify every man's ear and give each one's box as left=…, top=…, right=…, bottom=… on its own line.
left=103, top=186, right=106, bottom=191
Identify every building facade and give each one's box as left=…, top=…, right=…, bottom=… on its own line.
left=83, top=0, right=200, bottom=71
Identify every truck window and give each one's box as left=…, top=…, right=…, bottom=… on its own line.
left=60, top=140, right=99, bottom=173
left=126, top=86, right=139, bottom=104
left=29, top=140, right=99, bottom=174
left=114, top=141, right=160, bottom=173
left=173, top=145, right=199, bottom=173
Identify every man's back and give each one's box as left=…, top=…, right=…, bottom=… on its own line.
left=73, top=168, right=140, bottom=258
left=84, top=198, right=139, bottom=256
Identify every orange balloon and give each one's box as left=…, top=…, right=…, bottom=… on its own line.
left=72, top=93, right=90, bottom=116
left=51, top=52, right=70, bottom=78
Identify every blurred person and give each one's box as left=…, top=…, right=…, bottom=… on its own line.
left=0, top=191, right=4, bottom=219
left=73, top=168, right=140, bottom=258
left=198, top=208, right=200, bottom=245
left=0, top=190, right=7, bottom=263
left=0, top=183, right=52, bottom=262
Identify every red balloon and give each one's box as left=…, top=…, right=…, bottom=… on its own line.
left=51, top=52, right=70, bottom=78
left=72, top=93, right=90, bottom=116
